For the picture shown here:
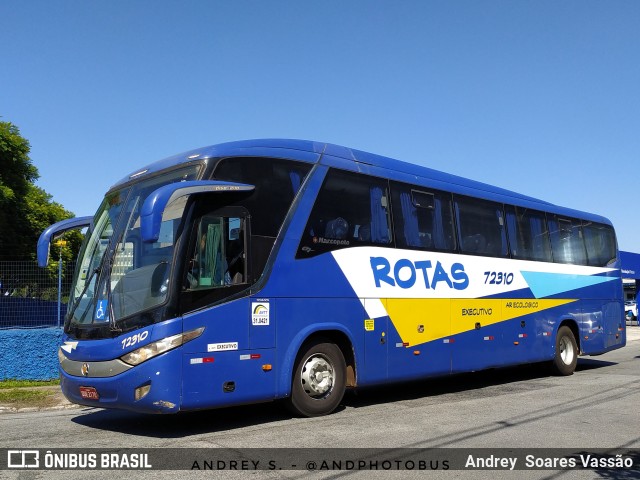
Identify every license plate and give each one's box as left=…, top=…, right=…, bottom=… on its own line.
left=79, top=386, right=99, bottom=400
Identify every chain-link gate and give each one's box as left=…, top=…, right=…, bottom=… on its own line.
left=0, top=260, right=75, bottom=328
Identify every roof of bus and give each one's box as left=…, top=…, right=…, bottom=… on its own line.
left=112, top=138, right=612, bottom=226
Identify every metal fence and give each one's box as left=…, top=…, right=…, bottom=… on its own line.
left=0, top=260, right=75, bottom=328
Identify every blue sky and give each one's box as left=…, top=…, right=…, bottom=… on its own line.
left=2, top=1, right=639, bottom=251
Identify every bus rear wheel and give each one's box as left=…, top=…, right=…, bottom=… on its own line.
left=287, top=341, right=346, bottom=417
left=551, top=326, right=578, bottom=375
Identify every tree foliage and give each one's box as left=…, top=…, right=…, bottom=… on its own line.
left=0, top=121, right=37, bottom=203
left=0, top=120, right=82, bottom=261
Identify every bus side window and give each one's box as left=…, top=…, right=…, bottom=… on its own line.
left=297, top=169, right=391, bottom=257
left=390, top=182, right=456, bottom=252
left=505, top=205, right=552, bottom=262
left=454, top=195, right=508, bottom=257
left=186, top=216, right=246, bottom=289
left=548, top=216, right=587, bottom=265
left=226, top=218, right=245, bottom=284
left=582, top=222, right=617, bottom=267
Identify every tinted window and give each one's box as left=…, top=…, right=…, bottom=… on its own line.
left=391, top=182, right=456, bottom=252
left=582, top=221, right=617, bottom=266
left=214, top=157, right=311, bottom=237
left=184, top=215, right=247, bottom=290
left=548, top=216, right=587, bottom=265
left=505, top=206, right=552, bottom=262
left=455, top=195, right=508, bottom=257
left=298, top=169, right=391, bottom=257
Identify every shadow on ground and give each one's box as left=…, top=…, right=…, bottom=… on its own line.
left=70, top=357, right=616, bottom=438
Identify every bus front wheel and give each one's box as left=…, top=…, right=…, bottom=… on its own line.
left=551, top=326, right=578, bottom=376
left=287, top=341, right=346, bottom=417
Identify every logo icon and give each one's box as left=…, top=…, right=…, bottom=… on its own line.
left=251, top=302, right=270, bottom=326
left=7, top=450, right=39, bottom=469
left=95, top=300, right=108, bottom=321
left=81, top=363, right=90, bottom=376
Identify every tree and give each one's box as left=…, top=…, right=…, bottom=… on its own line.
left=0, top=120, right=80, bottom=260
left=0, top=121, right=37, bottom=201
left=25, top=183, right=84, bottom=269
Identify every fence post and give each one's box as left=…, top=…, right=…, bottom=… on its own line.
left=55, top=240, right=67, bottom=328
left=57, top=251, right=62, bottom=327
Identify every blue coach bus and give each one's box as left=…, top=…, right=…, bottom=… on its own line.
left=39, top=139, right=625, bottom=416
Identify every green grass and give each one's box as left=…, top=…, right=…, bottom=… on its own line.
left=0, top=389, right=54, bottom=403
left=0, top=379, right=59, bottom=389
left=0, top=379, right=61, bottom=409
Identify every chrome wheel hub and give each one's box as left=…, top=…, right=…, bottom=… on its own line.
left=301, top=355, right=334, bottom=397
left=559, top=336, right=574, bottom=365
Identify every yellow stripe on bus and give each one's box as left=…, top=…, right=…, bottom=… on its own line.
left=383, top=298, right=577, bottom=347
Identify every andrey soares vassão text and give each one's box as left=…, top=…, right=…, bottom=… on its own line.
left=465, top=454, right=635, bottom=470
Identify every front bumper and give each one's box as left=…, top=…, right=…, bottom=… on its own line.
left=59, top=347, right=182, bottom=414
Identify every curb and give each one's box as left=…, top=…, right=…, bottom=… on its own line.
left=0, top=403, right=80, bottom=414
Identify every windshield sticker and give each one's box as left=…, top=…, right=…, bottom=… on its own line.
left=252, top=301, right=270, bottom=326
left=94, top=300, right=108, bottom=321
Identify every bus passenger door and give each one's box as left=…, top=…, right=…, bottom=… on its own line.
left=362, top=298, right=388, bottom=385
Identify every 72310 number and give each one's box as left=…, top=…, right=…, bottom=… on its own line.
left=484, top=271, right=514, bottom=285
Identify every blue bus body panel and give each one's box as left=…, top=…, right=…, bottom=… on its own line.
left=61, top=317, right=183, bottom=363
left=59, top=318, right=184, bottom=413
left=181, top=348, right=277, bottom=411
left=60, top=348, right=183, bottom=413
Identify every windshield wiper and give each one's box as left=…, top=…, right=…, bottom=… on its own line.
left=67, top=249, right=109, bottom=322
left=106, top=254, right=121, bottom=333
left=105, top=204, right=139, bottom=333
left=67, top=267, right=99, bottom=321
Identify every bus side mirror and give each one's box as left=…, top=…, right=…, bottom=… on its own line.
left=140, top=180, right=255, bottom=243
left=37, top=216, right=93, bottom=267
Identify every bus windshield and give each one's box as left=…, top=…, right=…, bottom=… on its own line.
left=67, top=165, right=200, bottom=332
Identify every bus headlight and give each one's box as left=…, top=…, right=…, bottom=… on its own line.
left=120, top=327, right=205, bottom=366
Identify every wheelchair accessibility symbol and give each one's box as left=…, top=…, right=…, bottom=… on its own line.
left=95, top=300, right=108, bottom=321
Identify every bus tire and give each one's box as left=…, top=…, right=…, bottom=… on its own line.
left=551, top=326, right=578, bottom=376
left=287, top=341, right=346, bottom=417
